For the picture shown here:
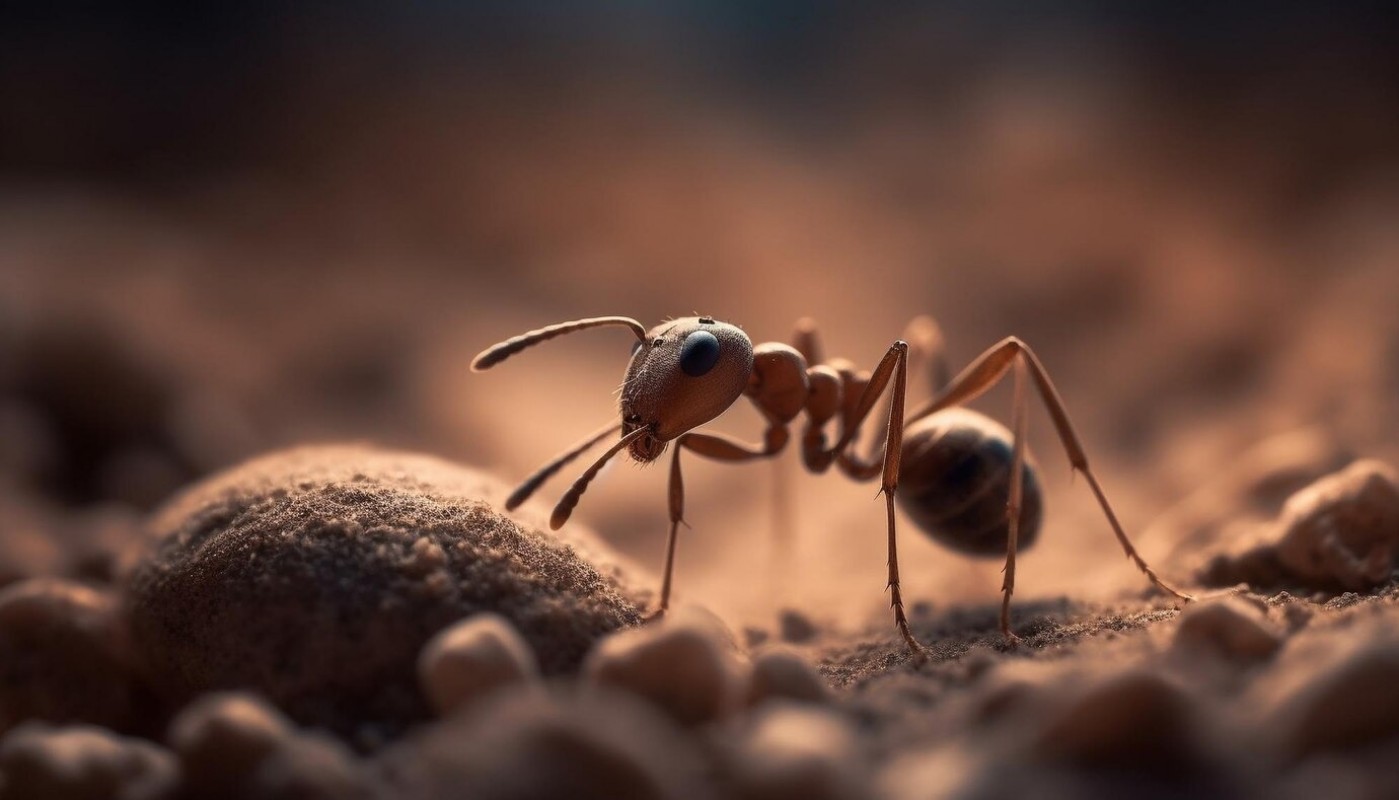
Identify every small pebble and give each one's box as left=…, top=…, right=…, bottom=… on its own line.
left=0, top=722, right=176, bottom=800
left=417, top=613, right=540, bottom=716
left=1275, top=639, right=1399, bottom=760
left=377, top=686, right=712, bottom=800
left=880, top=745, right=980, bottom=800
left=778, top=609, right=818, bottom=644
left=1032, top=670, right=1203, bottom=770
left=169, top=692, right=368, bottom=800
left=168, top=693, right=289, bottom=774
left=0, top=579, right=151, bottom=736
left=723, top=705, right=864, bottom=800
left=1205, top=460, right=1399, bottom=591
left=1172, top=597, right=1282, bottom=662
left=1272, top=743, right=1399, bottom=800
left=965, top=660, right=1063, bottom=729
left=584, top=608, right=744, bottom=725
left=746, top=648, right=830, bottom=707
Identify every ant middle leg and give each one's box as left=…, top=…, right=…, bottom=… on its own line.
left=836, top=316, right=950, bottom=479
left=824, top=340, right=924, bottom=656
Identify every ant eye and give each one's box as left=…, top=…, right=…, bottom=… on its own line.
left=679, top=330, right=721, bottom=377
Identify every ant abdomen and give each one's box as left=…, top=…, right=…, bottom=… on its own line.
left=897, top=408, right=1044, bottom=557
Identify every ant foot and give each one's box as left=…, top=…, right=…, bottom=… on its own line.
left=900, top=634, right=931, bottom=665
left=1000, top=630, right=1023, bottom=648
left=1166, top=586, right=1199, bottom=604
left=641, top=607, right=668, bottom=625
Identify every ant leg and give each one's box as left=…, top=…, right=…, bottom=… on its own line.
left=824, top=341, right=924, bottom=656
left=651, top=443, right=686, bottom=622
left=907, top=337, right=1195, bottom=604
left=838, top=316, right=949, bottom=477
left=788, top=325, right=928, bottom=656
left=1000, top=358, right=1029, bottom=642
left=650, top=427, right=791, bottom=621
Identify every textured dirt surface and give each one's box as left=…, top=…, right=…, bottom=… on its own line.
left=3, top=9, right=1399, bottom=795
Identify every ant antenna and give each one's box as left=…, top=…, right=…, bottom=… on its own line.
left=471, top=316, right=648, bottom=371
left=551, top=426, right=650, bottom=529
left=506, top=421, right=623, bottom=510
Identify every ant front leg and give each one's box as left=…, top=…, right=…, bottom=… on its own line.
left=648, top=427, right=789, bottom=622
left=907, top=337, right=1195, bottom=642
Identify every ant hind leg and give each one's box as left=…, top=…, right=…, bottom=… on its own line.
left=905, top=337, right=1194, bottom=644
left=999, top=358, right=1029, bottom=644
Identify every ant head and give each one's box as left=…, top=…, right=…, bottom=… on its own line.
left=621, top=317, right=754, bottom=461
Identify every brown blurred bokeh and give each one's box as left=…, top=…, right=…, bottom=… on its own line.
left=3, top=3, right=1397, bottom=626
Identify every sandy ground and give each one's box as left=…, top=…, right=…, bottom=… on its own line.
left=3, top=24, right=1399, bottom=793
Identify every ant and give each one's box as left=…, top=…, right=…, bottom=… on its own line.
left=472, top=315, right=1193, bottom=654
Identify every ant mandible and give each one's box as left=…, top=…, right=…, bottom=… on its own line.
left=472, top=315, right=1193, bottom=654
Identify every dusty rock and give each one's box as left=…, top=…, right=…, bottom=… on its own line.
left=169, top=692, right=369, bottom=800
left=778, top=609, right=818, bottom=644
left=1272, top=738, right=1399, bottom=800
left=1203, top=460, right=1399, bottom=591
left=583, top=608, right=745, bottom=726
left=418, top=613, right=541, bottom=716
left=1031, top=670, right=1205, bottom=770
left=0, top=579, right=151, bottom=736
left=1273, top=638, right=1399, bottom=760
left=0, top=496, right=64, bottom=587
left=880, top=665, right=1241, bottom=799
left=720, top=704, right=865, bottom=800
left=1172, top=597, right=1283, bottom=662
left=746, top=647, right=830, bottom=707
left=376, top=686, right=714, bottom=800
left=124, top=445, right=643, bottom=744
left=0, top=722, right=176, bottom=800
left=168, top=693, right=288, bottom=779
left=880, top=744, right=983, bottom=800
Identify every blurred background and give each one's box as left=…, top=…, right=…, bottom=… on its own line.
left=2, top=2, right=1397, bottom=628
